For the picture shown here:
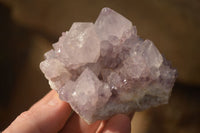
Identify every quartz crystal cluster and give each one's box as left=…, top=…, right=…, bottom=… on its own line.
left=40, top=7, right=177, bottom=124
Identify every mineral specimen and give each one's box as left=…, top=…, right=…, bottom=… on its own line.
left=40, top=7, right=177, bottom=124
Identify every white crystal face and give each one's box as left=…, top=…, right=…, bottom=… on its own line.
left=95, top=7, right=132, bottom=42
left=71, top=68, right=102, bottom=107
left=40, top=59, right=71, bottom=90
left=40, top=7, right=177, bottom=124
left=58, top=22, right=100, bottom=69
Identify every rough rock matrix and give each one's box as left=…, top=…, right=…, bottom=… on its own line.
left=40, top=7, right=177, bottom=124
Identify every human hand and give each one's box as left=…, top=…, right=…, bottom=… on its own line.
left=3, top=90, right=132, bottom=133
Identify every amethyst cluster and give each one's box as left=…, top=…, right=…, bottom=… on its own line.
left=40, top=7, right=177, bottom=124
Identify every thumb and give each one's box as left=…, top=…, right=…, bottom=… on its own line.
left=3, top=90, right=72, bottom=133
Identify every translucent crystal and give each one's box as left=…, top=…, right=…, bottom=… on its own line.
left=40, top=7, right=177, bottom=124
left=95, top=7, right=132, bottom=42
left=56, top=22, right=100, bottom=69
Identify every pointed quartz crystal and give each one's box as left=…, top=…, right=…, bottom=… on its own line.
left=58, top=22, right=100, bottom=69
left=95, top=7, right=133, bottom=41
left=59, top=68, right=112, bottom=123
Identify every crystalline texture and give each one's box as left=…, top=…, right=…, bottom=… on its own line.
left=40, top=7, right=177, bottom=124
left=95, top=8, right=132, bottom=41
left=59, top=68, right=112, bottom=122
left=56, top=22, right=100, bottom=69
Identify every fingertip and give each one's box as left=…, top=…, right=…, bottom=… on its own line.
left=102, top=114, right=131, bottom=133
left=28, top=91, right=72, bottom=132
left=128, top=112, right=135, bottom=120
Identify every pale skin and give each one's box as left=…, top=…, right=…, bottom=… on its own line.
left=3, top=90, right=133, bottom=133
